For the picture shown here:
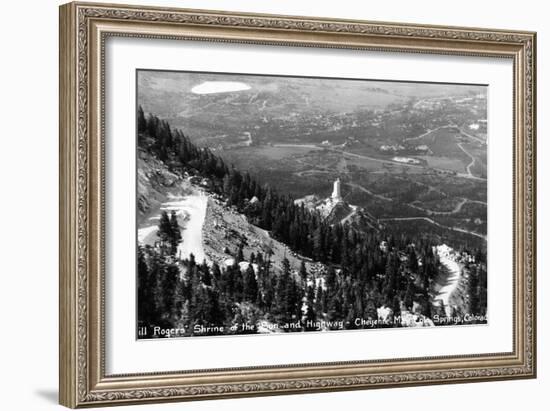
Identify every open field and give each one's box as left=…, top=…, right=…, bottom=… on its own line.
left=216, top=141, right=487, bottom=250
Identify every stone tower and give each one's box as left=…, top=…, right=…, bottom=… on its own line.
left=331, top=178, right=342, bottom=202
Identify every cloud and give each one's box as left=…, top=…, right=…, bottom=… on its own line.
left=191, top=81, right=251, bottom=94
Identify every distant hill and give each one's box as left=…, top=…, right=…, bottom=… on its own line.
left=137, top=70, right=484, bottom=149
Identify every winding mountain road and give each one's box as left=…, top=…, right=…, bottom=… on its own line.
left=434, top=245, right=462, bottom=317
left=345, top=182, right=392, bottom=202
left=138, top=192, right=209, bottom=264
left=408, top=197, right=469, bottom=216
left=457, top=142, right=476, bottom=178
left=403, top=124, right=457, bottom=142
left=378, top=216, right=487, bottom=240
left=273, top=143, right=486, bottom=181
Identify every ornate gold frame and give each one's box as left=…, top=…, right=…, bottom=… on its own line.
left=59, top=1, right=536, bottom=408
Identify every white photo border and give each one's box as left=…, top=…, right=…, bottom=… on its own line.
left=105, top=36, right=514, bottom=375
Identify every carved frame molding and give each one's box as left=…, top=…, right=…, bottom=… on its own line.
left=59, top=2, right=536, bottom=408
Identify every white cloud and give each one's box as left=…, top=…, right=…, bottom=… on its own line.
left=191, top=81, right=250, bottom=94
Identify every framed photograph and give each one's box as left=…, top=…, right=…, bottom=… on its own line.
left=59, top=2, right=537, bottom=408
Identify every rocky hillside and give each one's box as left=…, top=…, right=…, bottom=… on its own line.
left=137, top=147, right=190, bottom=226
left=294, top=193, right=380, bottom=231
left=137, top=148, right=324, bottom=277
left=203, top=196, right=325, bottom=276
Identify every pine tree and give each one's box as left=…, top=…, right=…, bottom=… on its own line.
left=404, top=279, right=415, bottom=311
left=325, top=265, right=337, bottom=293
left=478, top=264, right=487, bottom=316
left=468, top=265, right=480, bottom=315
left=314, top=284, right=325, bottom=315
left=233, top=262, right=244, bottom=302
left=304, top=286, right=317, bottom=330
left=408, top=246, right=419, bottom=273
left=146, top=113, right=158, bottom=138
left=211, top=262, right=222, bottom=284
left=392, top=296, right=402, bottom=327
left=169, top=210, right=182, bottom=255
left=274, top=257, right=294, bottom=323
left=364, top=297, right=378, bottom=321
left=222, top=174, right=232, bottom=198
left=157, top=211, right=172, bottom=252
left=284, top=279, right=300, bottom=323
left=237, top=243, right=245, bottom=263
left=162, top=264, right=180, bottom=320
left=201, top=264, right=212, bottom=286
left=420, top=292, right=432, bottom=318
left=137, top=105, right=147, bottom=133
left=312, top=225, right=324, bottom=262
left=383, top=252, right=400, bottom=304
left=137, top=246, right=154, bottom=326
left=327, top=293, right=343, bottom=324
left=243, top=264, right=258, bottom=302
left=299, top=260, right=308, bottom=286
left=436, top=300, right=447, bottom=319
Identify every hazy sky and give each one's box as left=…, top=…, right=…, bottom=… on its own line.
left=137, top=69, right=487, bottom=119
left=138, top=69, right=486, bottom=99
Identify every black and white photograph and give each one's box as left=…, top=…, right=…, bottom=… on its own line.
left=135, top=70, right=488, bottom=339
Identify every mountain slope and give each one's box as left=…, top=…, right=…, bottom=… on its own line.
left=203, top=196, right=324, bottom=276
left=137, top=148, right=324, bottom=276
left=135, top=111, right=487, bottom=339
left=294, top=192, right=380, bottom=230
